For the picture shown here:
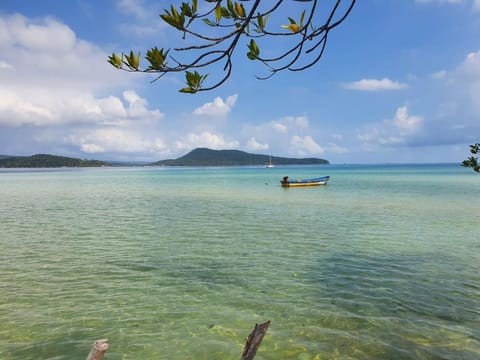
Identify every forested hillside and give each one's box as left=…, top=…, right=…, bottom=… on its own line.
left=150, top=148, right=329, bottom=166
left=0, top=154, right=110, bottom=168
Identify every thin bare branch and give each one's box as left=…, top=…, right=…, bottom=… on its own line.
left=109, top=0, right=357, bottom=92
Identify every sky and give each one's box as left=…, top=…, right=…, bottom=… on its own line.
left=0, top=0, right=479, bottom=164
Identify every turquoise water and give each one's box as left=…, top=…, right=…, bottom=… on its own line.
left=0, top=164, right=479, bottom=359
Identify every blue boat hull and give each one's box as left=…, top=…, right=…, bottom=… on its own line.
left=280, top=176, right=330, bottom=187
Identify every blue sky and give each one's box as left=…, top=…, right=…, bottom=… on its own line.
left=0, top=0, right=479, bottom=164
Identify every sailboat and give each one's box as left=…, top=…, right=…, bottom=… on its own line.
left=265, top=154, right=274, bottom=168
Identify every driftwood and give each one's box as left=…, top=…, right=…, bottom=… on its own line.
left=86, top=339, right=109, bottom=360
left=241, top=321, right=271, bottom=360
left=85, top=321, right=270, bottom=359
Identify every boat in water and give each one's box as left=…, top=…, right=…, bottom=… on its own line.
left=265, top=154, right=274, bottom=168
left=280, top=175, right=330, bottom=187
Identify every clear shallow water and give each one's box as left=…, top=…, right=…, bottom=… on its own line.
left=0, top=164, right=479, bottom=359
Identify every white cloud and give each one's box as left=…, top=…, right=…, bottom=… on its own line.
left=393, top=106, right=423, bottom=133
left=0, top=13, right=165, bottom=128
left=116, top=0, right=167, bottom=36
left=0, top=89, right=163, bottom=127
left=1, top=15, right=76, bottom=53
left=0, top=61, right=13, bottom=70
left=291, top=135, right=324, bottom=155
left=0, top=14, right=124, bottom=91
left=81, top=143, right=105, bottom=154
left=246, top=137, right=269, bottom=151
left=271, top=115, right=309, bottom=133
left=357, top=106, right=423, bottom=148
left=458, top=50, right=480, bottom=77
left=342, top=78, right=408, bottom=91
left=97, top=96, right=127, bottom=119
left=354, top=50, right=480, bottom=153
left=292, top=115, right=309, bottom=129
left=451, top=50, right=480, bottom=115
left=117, top=0, right=149, bottom=19
left=431, top=70, right=448, bottom=79
left=407, top=49, right=480, bottom=145
left=272, top=122, right=288, bottom=133
left=0, top=13, right=169, bottom=160
left=122, top=90, right=163, bottom=120
left=240, top=115, right=315, bottom=157
left=66, top=128, right=169, bottom=155
left=175, top=131, right=239, bottom=151
left=326, top=143, right=349, bottom=154
left=193, top=94, right=238, bottom=116
left=0, top=13, right=145, bottom=128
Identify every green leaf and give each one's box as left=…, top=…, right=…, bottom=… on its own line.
left=470, top=143, right=480, bottom=154
left=221, top=7, right=231, bottom=19
left=160, top=6, right=185, bottom=29
left=181, top=2, right=193, bottom=17
left=107, top=53, right=122, bottom=68
left=282, top=19, right=299, bottom=33
left=171, top=5, right=180, bottom=19
left=247, top=39, right=260, bottom=60
left=182, top=70, right=207, bottom=93
left=160, top=13, right=177, bottom=28
left=180, top=87, right=197, bottom=93
left=235, top=2, right=245, bottom=17
left=257, top=13, right=264, bottom=29
left=300, top=10, right=305, bottom=28
left=125, top=50, right=140, bottom=70
left=462, top=155, right=480, bottom=172
left=145, top=47, right=169, bottom=71
left=203, top=18, right=216, bottom=26
left=288, top=23, right=299, bottom=33
left=227, top=0, right=234, bottom=14
left=250, top=39, right=259, bottom=53
left=215, top=5, right=222, bottom=22
left=186, top=71, right=195, bottom=84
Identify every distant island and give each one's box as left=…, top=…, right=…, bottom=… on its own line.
left=0, top=154, right=111, bottom=168
left=0, top=148, right=328, bottom=168
left=149, top=148, right=329, bottom=166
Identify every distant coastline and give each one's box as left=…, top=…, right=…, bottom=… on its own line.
left=149, top=148, right=329, bottom=167
left=0, top=154, right=110, bottom=168
left=0, top=148, right=329, bottom=168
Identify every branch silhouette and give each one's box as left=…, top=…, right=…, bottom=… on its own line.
left=108, top=0, right=356, bottom=93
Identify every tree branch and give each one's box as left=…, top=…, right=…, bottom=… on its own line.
left=86, top=339, right=109, bottom=360
left=108, top=0, right=357, bottom=93
left=241, top=320, right=271, bottom=360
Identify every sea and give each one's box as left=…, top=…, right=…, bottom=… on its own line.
left=0, top=163, right=479, bottom=360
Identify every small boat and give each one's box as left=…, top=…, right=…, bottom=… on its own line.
left=280, top=175, right=329, bottom=187
left=265, top=154, right=274, bottom=168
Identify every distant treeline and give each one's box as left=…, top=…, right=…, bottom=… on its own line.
left=150, top=148, right=329, bottom=166
left=0, top=148, right=328, bottom=168
left=0, top=154, right=111, bottom=168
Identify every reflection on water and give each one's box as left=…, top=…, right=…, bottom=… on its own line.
left=0, top=164, right=479, bottom=359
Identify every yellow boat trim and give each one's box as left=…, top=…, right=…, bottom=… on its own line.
left=281, top=182, right=325, bottom=187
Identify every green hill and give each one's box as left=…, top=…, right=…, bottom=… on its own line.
left=0, top=154, right=111, bottom=168
left=150, top=148, right=329, bottom=166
